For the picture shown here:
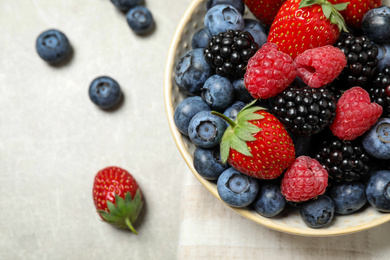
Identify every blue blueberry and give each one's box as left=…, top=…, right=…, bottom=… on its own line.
left=204, top=4, right=245, bottom=36
left=126, top=6, right=154, bottom=35
left=300, top=195, right=335, bottom=229
left=175, top=48, right=214, bottom=95
left=193, top=146, right=229, bottom=180
left=376, top=43, right=390, bottom=72
left=366, top=170, right=390, bottom=212
left=191, top=27, right=212, bottom=49
left=36, top=29, right=71, bottom=64
left=89, top=76, right=122, bottom=109
left=232, top=78, right=254, bottom=103
left=201, top=75, right=234, bottom=111
left=217, top=168, right=259, bottom=207
left=362, top=118, right=390, bottom=160
left=174, top=96, right=211, bottom=136
left=253, top=183, right=286, bottom=217
left=223, top=101, right=245, bottom=124
left=110, top=0, right=141, bottom=11
left=244, top=19, right=267, bottom=48
left=188, top=111, right=227, bottom=148
left=329, top=182, right=367, bottom=215
left=206, top=0, right=245, bottom=14
left=362, top=6, right=390, bottom=44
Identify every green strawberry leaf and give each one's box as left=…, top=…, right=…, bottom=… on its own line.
left=230, top=134, right=252, bottom=157
left=333, top=2, right=349, bottom=11
left=235, top=124, right=258, bottom=141
left=220, top=128, right=233, bottom=162
left=299, top=0, right=318, bottom=8
left=321, top=4, right=332, bottom=19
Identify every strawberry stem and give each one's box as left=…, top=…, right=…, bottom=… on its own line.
left=211, top=111, right=236, bottom=128
left=125, top=217, right=138, bottom=235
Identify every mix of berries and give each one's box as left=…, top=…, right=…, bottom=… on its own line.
left=173, top=0, right=390, bottom=229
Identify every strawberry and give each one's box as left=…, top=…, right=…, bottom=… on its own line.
left=212, top=100, right=295, bottom=179
left=267, top=0, right=349, bottom=59
left=92, top=166, right=143, bottom=234
left=328, top=0, right=382, bottom=28
left=243, top=0, right=286, bottom=27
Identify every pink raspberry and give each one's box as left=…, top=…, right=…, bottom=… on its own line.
left=244, top=43, right=297, bottom=99
left=281, top=156, right=328, bottom=202
left=330, top=87, right=383, bottom=140
left=294, top=45, right=347, bottom=88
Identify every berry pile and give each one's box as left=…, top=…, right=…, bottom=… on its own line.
left=173, top=0, right=390, bottom=229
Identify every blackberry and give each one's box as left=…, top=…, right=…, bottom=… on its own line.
left=314, top=138, right=370, bottom=183
left=272, top=86, right=337, bottom=136
left=369, top=66, right=390, bottom=118
left=203, top=29, right=259, bottom=79
left=335, top=33, right=378, bottom=87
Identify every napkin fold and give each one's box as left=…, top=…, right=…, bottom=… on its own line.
left=178, top=172, right=390, bottom=260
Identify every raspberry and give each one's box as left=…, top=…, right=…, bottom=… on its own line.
left=330, top=87, right=383, bottom=140
left=281, top=156, right=328, bottom=202
left=294, top=45, right=347, bottom=88
left=244, top=43, right=297, bottom=99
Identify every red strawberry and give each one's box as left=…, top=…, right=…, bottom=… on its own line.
left=330, top=87, right=383, bottom=140
left=243, top=0, right=286, bottom=27
left=212, top=100, right=295, bottom=179
left=328, top=0, right=382, bottom=28
left=92, top=166, right=143, bottom=234
left=267, top=0, right=348, bottom=59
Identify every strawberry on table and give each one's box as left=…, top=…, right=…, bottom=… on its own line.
left=92, top=166, right=143, bottom=234
left=212, top=100, right=295, bottom=180
left=267, top=0, right=349, bottom=59
left=243, top=0, right=286, bottom=27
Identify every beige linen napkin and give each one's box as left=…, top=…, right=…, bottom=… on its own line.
left=178, top=172, right=390, bottom=260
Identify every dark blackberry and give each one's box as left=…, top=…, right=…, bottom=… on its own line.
left=203, top=30, right=259, bottom=79
left=335, top=33, right=378, bottom=87
left=272, top=86, right=337, bottom=136
left=369, top=66, right=390, bottom=118
left=314, top=138, right=370, bottom=183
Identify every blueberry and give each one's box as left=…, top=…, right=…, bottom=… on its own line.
left=362, top=6, right=390, bottom=44
left=223, top=101, right=245, bottom=124
left=204, top=4, right=245, bottom=36
left=193, top=146, right=229, bottom=180
left=253, top=183, right=286, bottom=217
left=217, top=168, right=259, bottom=207
left=376, top=43, right=390, bottom=72
left=174, top=96, right=211, bottom=136
left=110, top=0, right=141, bottom=11
left=89, top=76, right=122, bottom=109
left=244, top=19, right=267, bottom=48
left=232, top=78, right=254, bottom=103
left=175, top=48, right=214, bottom=95
left=362, top=118, right=390, bottom=160
left=36, top=29, right=71, bottom=64
left=300, top=195, right=335, bottom=229
left=366, top=170, right=390, bottom=212
left=201, top=75, right=234, bottom=111
left=289, top=133, right=314, bottom=157
left=191, top=27, right=212, bottom=49
left=329, top=182, right=367, bottom=215
left=188, top=111, right=227, bottom=148
left=126, top=6, right=154, bottom=35
left=206, top=0, right=245, bottom=14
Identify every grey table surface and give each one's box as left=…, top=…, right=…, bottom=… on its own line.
left=0, top=0, right=192, bottom=259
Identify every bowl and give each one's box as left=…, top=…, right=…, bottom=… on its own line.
left=164, top=0, right=390, bottom=236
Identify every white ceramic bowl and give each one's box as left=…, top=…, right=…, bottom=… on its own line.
left=164, top=0, right=390, bottom=236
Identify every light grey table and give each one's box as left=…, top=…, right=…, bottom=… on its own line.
left=0, top=0, right=192, bottom=259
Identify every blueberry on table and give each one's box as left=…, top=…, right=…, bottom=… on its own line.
left=300, top=195, right=335, bottom=229
left=110, top=0, right=141, bottom=12
left=201, top=75, right=234, bottom=112
left=89, top=76, right=122, bottom=109
left=206, top=0, right=245, bottom=14
left=188, top=111, right=227, bottom=148
left=36, top=29, right=71, bottom=64
left=362, top=118, right=390, bottom=160
left=366, top=170, right=390, bottom=212
left=329, top=182, right=367, bottom=215
left=193, top=146, right=229, bottom=181
left=253, top=183, right=286, bottom=218
left=126, top=6, right=154, bottom=35
left=204, top=4, right=245, bottom=36
left=362, top=6, right=390, bottom=44
left=174, top=96, right=210, bottom=136
left=217, top=168, right=259, bottom=207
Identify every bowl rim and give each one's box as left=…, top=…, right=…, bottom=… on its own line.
left=164, top=0, right=390, bottom=237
